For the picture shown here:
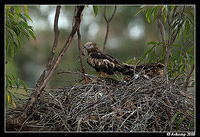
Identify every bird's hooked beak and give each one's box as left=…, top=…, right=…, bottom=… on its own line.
left=82, top=44, right=86, bottom=56
left=82, top=42, right=91, bottom=56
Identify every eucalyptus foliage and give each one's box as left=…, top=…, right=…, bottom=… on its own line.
left=5, top=5, right=36, bottom=109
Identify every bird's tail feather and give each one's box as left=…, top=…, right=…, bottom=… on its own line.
left=116, top=64, right=136, bottom=75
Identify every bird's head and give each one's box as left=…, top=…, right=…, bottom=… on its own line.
left=83, top=42, right=101, bottom=55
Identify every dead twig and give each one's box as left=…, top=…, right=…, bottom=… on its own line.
left=57, top=70, right=96, bottom=78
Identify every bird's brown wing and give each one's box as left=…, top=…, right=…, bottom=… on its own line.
left=87, top=51, right=134, bottom=75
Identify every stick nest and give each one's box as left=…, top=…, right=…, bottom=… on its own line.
left=6, top=76, right=194, bottom=132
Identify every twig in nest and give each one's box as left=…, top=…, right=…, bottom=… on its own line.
left=6, top=76, right=194, bottom=131
left=57, top=70, right=97, bottom=78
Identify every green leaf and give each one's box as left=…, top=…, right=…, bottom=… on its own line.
left=21, top=80, right=28, bottom=93
left=24, top=5, right=29, bottom=15
left=135, top=8, right=143, bottom=16
left=163, top=6, right=167, bottom=23
left=93, top=6, right=98, bottom=16
left=28, top=30, right=36, bottom=40
left=10, top=42, right=15, bottom=58
left=126, top=58, right=134, bottom=64
left=8, top=13, right=15, bottom=20
left=137, top=45, right=156, bottom=65
left=189, top=119, right=194, bottom=130
left=152, top=6, right=160, bottom=22
left=17, top=13, right=27, bottom=22
left=17, top=35, right=22, bottom=46
left=177, top=64, right=184, bottom=73
left=171, top=112, right=180, bottom=123
left=24, top=14, right=33, bottom=22
left=14, top=78, right=19, bottom=89
left=22, top=30, right=30, bottom=40
left=15, top=6, right=20, bottom=14
left=173, top=43, right=182, bottom=47
left=148, top=51, right=156, bottom=63
left=19, top=20, right=29, bottom=29
left=12, top=25, right=20, bottom=36
left=176, top=115, right=186, bottom=130
left=146, top=7, right=153, bottom=23
left=147, top=41, right=157, bottom=45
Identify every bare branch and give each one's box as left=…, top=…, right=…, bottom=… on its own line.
left=36, top=5, right=61, bottom=88
left=157, top=7, right=166, bottom=43
left=103, top=6, right=117, bottom=52
left=77, top=26, right=89, bottom=84
left=157, top=7, right=167, bottom=77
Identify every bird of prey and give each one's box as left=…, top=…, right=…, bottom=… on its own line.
left=83, top=41, right=164, bottom=79
left=83, top=42, right=135, bottom=77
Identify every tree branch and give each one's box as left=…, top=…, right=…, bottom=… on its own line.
left=157, top=8, right=166, bottom=43
left=103, top=6, right=117, bottom=52
left=36, top=5, right=61, bottom=88
left=164, top=6, right=185, bottom=77
left=184, top=64, right=194, bottom=91
left=157, top=7, right=167, bottom=77
left=77, top=26, right=89, bottom=84
left=171, top=6, right=185, bottom=44
left=7, top=5, right=85, bottom=130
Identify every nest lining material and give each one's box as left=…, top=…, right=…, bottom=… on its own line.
left=6, top=76, right=194, bottom=131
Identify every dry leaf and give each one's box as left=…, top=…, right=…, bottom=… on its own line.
left=131, top=101, right=134, bottom=110
left=118, top=107, right=123, bottom=116
left=90, top=115, right=97, bottom=120
left=126, top=101, right=131, bottom=111
left=12, top=100, right=16, bottom=108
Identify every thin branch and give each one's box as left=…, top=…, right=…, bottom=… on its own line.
left=184, top=64, right=195, bottom=91
left=103, top=6, right=117, bottom=52
left=171, top=6, right=185, bottom=44
left=157, top=7, right=167, bottom=77
left=164, top=6, right=185, bottom=77
left=77, top=26, right=89, bottom=84
left=57, top=70, right=96, bottom=78
left=157, top=7, right=166, bottom=43
left=36, top=5, right=61, bottom=88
